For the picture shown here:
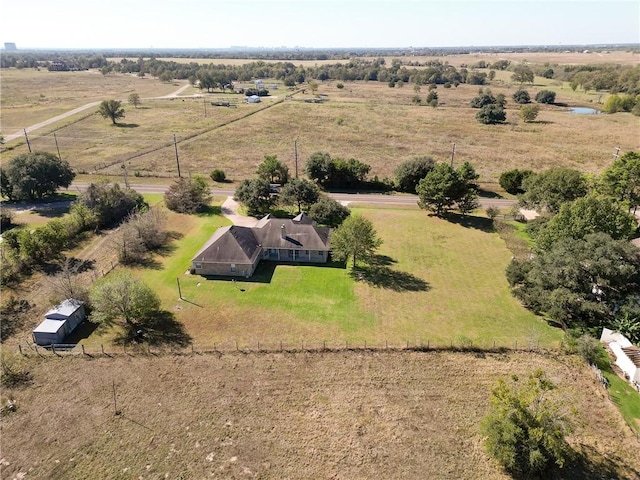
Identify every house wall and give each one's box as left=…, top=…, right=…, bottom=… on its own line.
left=266, top=249, right=328, bottom=263
left=610, top=343, right=640, bottom=383
left=194, top=260, right=258, bottom=278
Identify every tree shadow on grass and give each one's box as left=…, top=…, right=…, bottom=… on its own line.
left=443, top=212, right=495, bottom=233
left=351, top=255, right=429, bottom=292
left=112, top=310, right=192, bottom=347
left=535, top=444, right=640, bottom=480
left=478, top=188, right=503, bottom=199
left=196, top=205, right=222, bottom=216
left=114, top=123, right=139, bottom=128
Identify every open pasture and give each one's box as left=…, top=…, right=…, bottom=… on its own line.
left=0, top=68, right=180, bottom=134
left=2, top=68, right=637, bottom=183
left=2, top=350, right=639, bottom=479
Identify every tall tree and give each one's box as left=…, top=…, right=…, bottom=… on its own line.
left=599, top=151, right=640, bottom=213
left=507, top=233, right=640, bottom=330
left=308, top=197, right=351, bottom=227
left=415, top=162, right=478, bottom=216
left=89, top=271, right=160, bottom=327
left=482, top=370, right=573, bottom=477
left=97, top=99, right=125, bottom=125
left=128, top=92, right=141, bottom=109
left=534, top=195, right=638, bottom=250
left=234, top=178, right=275, bottom=216
left=164, top=176, right=211, bottom=213
left=279, top=178, right=320, bottom=213
left=510, top=64, right=535, bottom=84
left=0, top=151, right=75, bottom=201
left=79, top=181, right=145, bottom=227
left=519, top=168, right=588, bottom=214
left=394, top=156, right=436, bottom=193
left=330, top=215, right=382, bottom=267
left=256, top=155, right=290, bottom=184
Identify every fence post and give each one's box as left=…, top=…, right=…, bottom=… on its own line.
left=191, top=344, right=194, bottom=354
left=301, top=340, right=304, bottom=351
left=427, top=339, right=430, bottom=349
left=82, top=344, right=85, bottom=355
left=406, top=340, right=409, bottom=349
left=101, top=344, right=105, bottom=355
left=515, top=340, right=518, bottom=350
left=346, top=340, right=348, bottom=349
left=280, top=341, right=283, bottom=352
left=213, top=343, right=216, bottom=352
left=258, top=341, right=260, bottom=350
left=236, top=341, right=239, bottom=351
left=385, top=340, right=388, bottom=350
left=364, top=340, right=367, bottom=349
left=18, top=345, right=23, bottom=355
left=51, top=344, right=56, bottom=356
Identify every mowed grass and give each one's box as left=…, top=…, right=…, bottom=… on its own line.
left=604, top=371, right=640, bottom=434
left=83, top=204, right=561, bottom=349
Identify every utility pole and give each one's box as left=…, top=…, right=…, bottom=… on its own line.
left=176, top=277, right=182, bottom=299
left=122, top=163, right=129, bottom=189
left=613, top=146, right=621, bottom=161
left=203, top=97, right=207, bottom=118
left=173, top=133, right=181, bottom=178
left=450, top=142, right=456, bottom=167
left=24, top=129, right=31, bottom=153
left=294, top=138, right=299, bottom=179
left=53, top=133, right=62, bottom=161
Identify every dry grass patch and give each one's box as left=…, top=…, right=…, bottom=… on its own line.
left=3, top=71, right=638, bottom=182
left=1, top=69, right=180, bottom=133
left=1, top=351, right=639, bottom=479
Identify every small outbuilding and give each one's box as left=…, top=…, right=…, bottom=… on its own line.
left=601, top=328, right=640, bottom=386
left=246, top=95, right=261, bottom=103
left=32, top=299, right=86, bottom=346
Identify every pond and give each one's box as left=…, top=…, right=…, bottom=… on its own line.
left=568, top=107, right=601, bottom=115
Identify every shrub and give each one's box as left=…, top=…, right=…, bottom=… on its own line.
left=519, top=104, right=540, bottom=123
left=336, top=83, right=344, bottom=89
left=482, top=370, right=573, bottom=476
left=499, top=169, right=533, bottom=195
left=535, top=90, right=556, bottom=104
left=512, top=89, right=531, bottom=104
left=476, top=104, right=506, bottom=124
left=485, top=206, right=500, bottom=219
left=210, top=169, right=226, bottom=183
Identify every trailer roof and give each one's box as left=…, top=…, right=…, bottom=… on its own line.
left=33, top=319, right=66, bottom=334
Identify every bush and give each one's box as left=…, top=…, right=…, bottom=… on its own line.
left=535, top=90, right=556, bottom=104
left=519, top=104, right=540, bottom=123
left=394, top=156, right=436, bottom=193
left=575, top=334, right=609, bottom=368
left=485, top=206, right=500, bottom=219
left=336, top=83, right=344, bottom=89
left=512, top=89, right=531, bottom=104
left=499, top=169, right=533, bottom=195
left=476, top=104, right=506, bottom=124
left=210, top=169, right=226, bottom=182
left=482, top=370, right=573, bottom=476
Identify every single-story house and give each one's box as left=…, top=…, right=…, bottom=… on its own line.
left=191, top=213, right=330, bottom=278
left=601, top=328, right=640, bottom=386
left=32, top=299, right=86, bottom=346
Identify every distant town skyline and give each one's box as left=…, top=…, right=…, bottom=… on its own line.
left=2, top=0, right=639, bottom=50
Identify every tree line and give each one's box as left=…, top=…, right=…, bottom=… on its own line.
left=501, top=151, right=640, bottom=341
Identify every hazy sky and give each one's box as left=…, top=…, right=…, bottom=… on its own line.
left=2, top=0, right=639, bottom=49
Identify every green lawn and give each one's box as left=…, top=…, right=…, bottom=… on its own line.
left=604, top=371, right=640, bottom=434
left=86, top=204, right=563, bottom=349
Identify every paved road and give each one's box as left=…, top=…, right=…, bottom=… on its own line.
left=66, top=182, right=516, bottom=209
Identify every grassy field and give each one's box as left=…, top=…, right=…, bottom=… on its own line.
left=3, top=59, right=639, bottom=185
left=2, top=350, right=639, bottom=479
left=0, top=68, right=181, bottom=132
left=74, top=203, right=562, bottom=349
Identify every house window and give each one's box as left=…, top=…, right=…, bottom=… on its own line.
left=195, top=262, right=202, bottom=269
left=305, top=250, right=309, bottom=255
left=230, top=263, right=236, bottom=272
left=289, top=250, right=295, bottom=257
left=318, top=251, right=324, bottom=256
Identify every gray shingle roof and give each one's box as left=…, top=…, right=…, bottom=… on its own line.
left=192, top=216, right=330, bottom=264
left=191, top=225, right=261, bottom=263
